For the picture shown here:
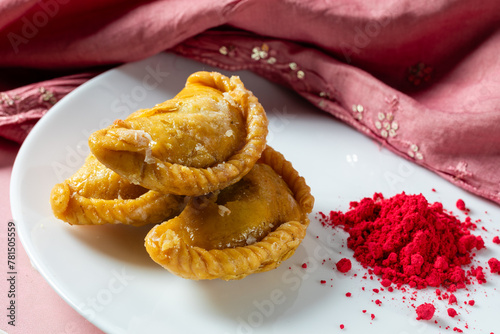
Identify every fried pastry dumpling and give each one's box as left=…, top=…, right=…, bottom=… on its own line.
left=145, top=146, right=314, bottom=280
left=88, top=71, right=268, bottom=196
left=50, top=155, right=184, bottom=226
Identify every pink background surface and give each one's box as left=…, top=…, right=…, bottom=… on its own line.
left=1, top=0, right=500, bottom=332
left=0, top=138, right=103, bottom=334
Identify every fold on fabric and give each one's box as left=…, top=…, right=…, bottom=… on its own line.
left=173, top=30, right=500, bottom=206
left=0, top=0, right=499, bottom=205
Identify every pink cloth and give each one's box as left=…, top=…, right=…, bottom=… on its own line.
left=174, top=28, right=500, bottom=206
left=1, top=0, right=499, bottom=204
left=0, top=139, right=103, bottom=334
left=0, top=2, right=500, bottom=331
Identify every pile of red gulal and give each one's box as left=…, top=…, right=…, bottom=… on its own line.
left=318, top=192, right=500, bottom=329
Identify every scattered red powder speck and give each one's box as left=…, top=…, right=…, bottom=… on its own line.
left=320, top=193, right=486, bottom=290
left=493, top=236, right=500, bottom=244
left=381, top=278, right=392, bottom=287
left=456, top=199, right=466, bottom=211
left=336, top=258, right=352, bottom=273
left=320, top=280, right=326, bottom=284
left=416, top=303, right=435, bottom=320
left=375, top=299, right=382, bottom=306
left=469, top=266, right=487, bottom=284
left=453, top=327, right=463, bottom=333
left=488, top=258, right=500, bottom=274
left=371, top=314, right=375, bottom=320
left=449, top=293, right=457, bottom=304
left=345, top=292, right=352, bottom=297
left=448, top=308, right=458, bottom=318
left=468, top=300, right=475, bottom=306
left=340, top=324, right=344, bottom=329
left=301, top=263, right=307, bottom=269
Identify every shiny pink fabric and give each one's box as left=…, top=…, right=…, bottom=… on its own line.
left=1, top=0, right=499, bottom=207
left=0, top=72, right=97, bottom=142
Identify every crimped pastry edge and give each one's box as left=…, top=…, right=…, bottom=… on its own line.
left=145, top=146, right=314, bottom=280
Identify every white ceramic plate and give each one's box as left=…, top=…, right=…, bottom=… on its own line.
left=11, top=53, right=500, bottom=334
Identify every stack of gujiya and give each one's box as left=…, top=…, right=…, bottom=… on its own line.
left=50, top=71, right=314, bottom=280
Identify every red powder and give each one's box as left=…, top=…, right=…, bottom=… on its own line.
left=321, top=193, right=485, bottom=289
left=488, top=258, right=500, bottom=274
left=449, top=293, right=457, bottom=305
left=493, top=236, right=500, bottom=244
left=340, top=324, right=344, bottom=329
left=456, top=199, right=466, bottom=211
left=345, top=292, right=352, bottom=297
left=336, top=258, right=352, bottom=273
left=468, top=300, right=475, bottom=306
left=469, top=266, right=486, bottom=284
left=448, top=308, right=458, bottom=318
left=301, top=263, right=308, bottom=269
left=453, top=327, right=463, bottom=333
left=416, top=303, right=435, bottom=320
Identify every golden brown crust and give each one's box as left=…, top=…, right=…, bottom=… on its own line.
left=50, top=155, right=184, bottom=226
left=89, top=71, right=268, bottom=196
left=50, top=71, right=315, bottom=282
left=144, top=146, right=314, bottom=280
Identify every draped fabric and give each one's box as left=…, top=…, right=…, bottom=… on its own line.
left=1, top=0, right=499, bottom=204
